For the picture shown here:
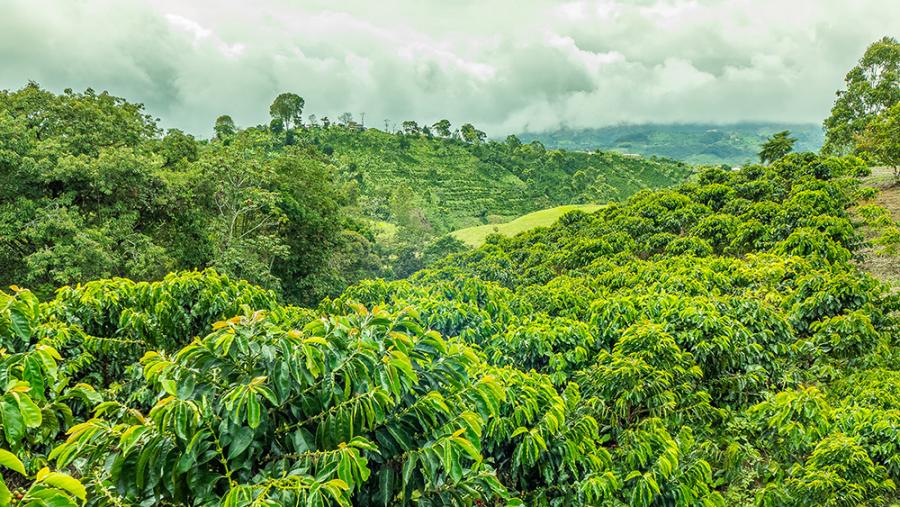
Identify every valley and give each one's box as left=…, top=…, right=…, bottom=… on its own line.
left=0, top=12, right=898, bottom=507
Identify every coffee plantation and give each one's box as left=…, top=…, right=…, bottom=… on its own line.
left=1, top=145, right=898, bottom=505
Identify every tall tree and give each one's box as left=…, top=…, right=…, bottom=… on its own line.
left=858, top=102, right=900, bottom=182
left=401, top=120, right=419, bottom=135
left=823, top=36, right=900, bottom=154
left=759, top=130, right=797, bottom=164
left=460, top=123, right=486, bottom=144
left=269, top=92, right=305, bottom=131
left=432, top=119, right=451, bottom=137
left=214, top=115, right=236, bottom=139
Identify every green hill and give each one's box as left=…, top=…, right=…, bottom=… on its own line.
left=451, top=204, right=603, bottom=247
left=6, top=150, right=894, bottom=506
left=297, top=127, right=691, bottom=231
left=518, top=122, right=824, bottom=165
left=0, top=83, right=693, bottom=306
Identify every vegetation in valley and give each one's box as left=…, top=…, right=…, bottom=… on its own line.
left=518, top=122, right=825, bottom=165
left=0, top=84, right=688, bottom=306
left=0, top=35, right=898, bottom=507
left=451, top=204, right=603, bottom=247
left=297, top=125, right=688, bottom=232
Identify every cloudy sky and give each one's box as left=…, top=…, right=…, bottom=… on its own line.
left=1, top=0, right=897, bottom=137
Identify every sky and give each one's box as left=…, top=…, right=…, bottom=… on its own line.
left=1, top=0, right=898, bottom=137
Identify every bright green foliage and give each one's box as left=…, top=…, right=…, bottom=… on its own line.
left=759, top=130, right=797, bottom=164
left=823, top=36, right=900, bottom=155
left=159, top=128, right=199, bottom=167
left=858, top=102, right=900, bottom=181
left=0, top=84, right=379, bottom=305
left=322, top=151, right=899, bottom=504
left=0, top=81, right=898, bottom=507
left=49, top=306, right=508, bottom=505
left=301, top=126, right=689, bottom=232
left=760, top=434, right=895, bottom=506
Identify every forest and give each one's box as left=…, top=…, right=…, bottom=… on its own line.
left=0, top=31, right=898, bottom=507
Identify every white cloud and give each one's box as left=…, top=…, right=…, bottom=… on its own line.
left=1, top=0, right=897, bottom=137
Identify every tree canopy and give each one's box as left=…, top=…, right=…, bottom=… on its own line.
left=758, top=130, right=796, bottom=164
left=823, top=36, right=900, bottom=155
left=269, top=92, right=306, bottom=131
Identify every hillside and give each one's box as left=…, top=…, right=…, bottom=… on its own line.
left=4, top=150, right=898, bottom=506
left=297, top=127, right=690, bottom=231
left=518, top=123, right=824, bottom=165
left=450, top=204, right=603, bottom=247
left=0, top=83, right=694, bottom=307
left=3, top=13, right=900, bottom=507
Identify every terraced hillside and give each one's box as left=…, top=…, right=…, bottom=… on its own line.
left=297, top=127, right=690, bottom=231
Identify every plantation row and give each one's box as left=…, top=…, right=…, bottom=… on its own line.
left=306, top=127, right=690, bottom=232
left=0, top=147, right=897, bottom=506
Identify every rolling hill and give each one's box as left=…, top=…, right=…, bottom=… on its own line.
left=450, top=204, right=603, bottom=247
left=296, top=127, right=691, bottom=231
left=518, top=122, right=824, bottom=165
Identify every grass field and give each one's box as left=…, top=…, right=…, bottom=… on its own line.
left=451, top=204, right=603, bottom=247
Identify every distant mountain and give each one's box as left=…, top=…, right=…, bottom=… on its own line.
left=517, top=123, right=824, bottom=165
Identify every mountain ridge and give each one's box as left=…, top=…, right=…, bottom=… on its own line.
left=518, top=122, right=824, bottom=165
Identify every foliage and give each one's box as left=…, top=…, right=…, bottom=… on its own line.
left=2, top=67, right=900, bottom=506
left=269, top=92, right=305, bottom=131
left=1, top=146, right=899, bottom=505
left=857, top=102, right=900, bottom=181
left=518, top=122, right=825, bottom=165
left=823, top=36, right=900, bottom=155
left=0, top=84, right=378, bottom=306
left=759, top=130, right=797, bottom=164
left=304, top=125, right=690, bottom=233
left=0, top=83, right=689, bottom=306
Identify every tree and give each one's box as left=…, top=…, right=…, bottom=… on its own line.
left=460, top=123, right=486, bottom=144
left=214, top=115, right=236, bottom=139
left=759, top=130, right=797, bottom=164
left=269, top=92, right=305, bottom=131
left=401, top=120, right=419, bottom=135
left=857, top=102, right=900, bottom=181
left=203, top=146, right=289, bottom=292
left=432, top=119, right=451, bottom=137
left=159, top=128, right=199, bottom=166
left=269, top=117, right=284, bottom=134
left=337, top=112, right=353, bottom=126
left=823, top=36, right=900, bottom=154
